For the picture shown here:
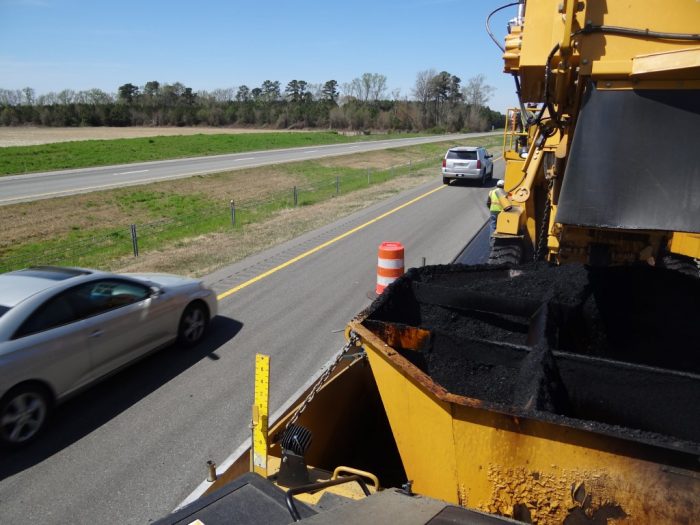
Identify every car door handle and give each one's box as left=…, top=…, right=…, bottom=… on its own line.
left=88, top=330, right=104, bottom=338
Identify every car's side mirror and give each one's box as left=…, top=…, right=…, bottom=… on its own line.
left=150, top=286, right=164, bottom=297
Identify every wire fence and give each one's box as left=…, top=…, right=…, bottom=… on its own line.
left=0, top=156, right=442, bottom=272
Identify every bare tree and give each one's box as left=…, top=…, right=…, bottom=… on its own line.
left=208, top=88, right=236, bottom=103
left=463, top=74, right=495, bottom=130
left=412, top=69, right=436, bottom=127
left=0, top=89, right=23, bottom=106
left=22, top=87, right=35, bottom=105
left=57, top=89, right=77, bottom=105
left=344, top=73, right=387, bottom=102
left=365, top=73, right=387, bottom=101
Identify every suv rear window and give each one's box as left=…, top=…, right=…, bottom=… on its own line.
left=447, top=150, right=477, bottom=160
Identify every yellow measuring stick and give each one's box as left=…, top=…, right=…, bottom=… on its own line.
left=252, top=353, right=270, bottom=476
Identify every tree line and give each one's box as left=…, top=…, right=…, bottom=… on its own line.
left=0, top=72, right=504, bottom=133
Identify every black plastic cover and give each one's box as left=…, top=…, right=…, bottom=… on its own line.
left=556, top=85, right=700, bottom=232
left=153, top=472, right=316, bottom=525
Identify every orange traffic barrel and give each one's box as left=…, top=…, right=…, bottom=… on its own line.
left=376, top=241, right=405, bottom=294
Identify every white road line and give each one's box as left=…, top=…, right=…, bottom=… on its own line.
left=233, top=157, right=256, bottom=161
left=115, top=169, right=149, bottom=175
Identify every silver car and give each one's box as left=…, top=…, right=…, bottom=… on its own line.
left=0, top=266, right=218, bottom=445
left=442, top=146, right=494, bottom=185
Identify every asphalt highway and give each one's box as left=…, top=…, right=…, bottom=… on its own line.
left=0, top=133, right=496, bottom=205
left=0, top=160, right=502, bottom=524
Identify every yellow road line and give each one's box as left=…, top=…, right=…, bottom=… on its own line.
left=217, top=184, right=446, bottom=300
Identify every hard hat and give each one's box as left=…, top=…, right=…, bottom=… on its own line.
left=497, top=180, right=505, bottom=188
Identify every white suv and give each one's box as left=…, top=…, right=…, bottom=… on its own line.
left=442, top=146, right=494, bottom=185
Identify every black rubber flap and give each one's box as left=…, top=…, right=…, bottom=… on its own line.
left=153, top=472, right=316, bottom=525
left=557, top=84, right=700, bottom=232
left=427, top=505, right=520, bottom=524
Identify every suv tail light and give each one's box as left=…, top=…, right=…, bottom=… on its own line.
left=442, top=158, right=446, bottom=168
left=476, top=160, right=481, bottom=169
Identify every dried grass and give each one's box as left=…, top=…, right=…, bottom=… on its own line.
left=0, top=126, right=294, bottom=147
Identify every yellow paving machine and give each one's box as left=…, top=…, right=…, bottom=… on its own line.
left=493, top=0, right=700, bottom=270
left=156, top=2, right=700, bottom=524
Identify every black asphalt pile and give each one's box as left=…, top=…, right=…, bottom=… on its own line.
left=369, top=262, right=700, bottom=372
left=365, top=262, right=700, bottom=445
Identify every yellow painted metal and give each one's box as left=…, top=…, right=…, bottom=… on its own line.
left=251, top=353, right=270, bottom=477
left=332, top=466, right=380, bottom=491
left=515, top=1, right=700, bottom=89
left=350, top=320, right=700, bottom=524
left=357, top=334, right=458, bottom=504
left=496, top=207, right=522, bottom=236
left=632, top=47, right=700, bottom=77
left=262, top=456, right=375, bottom=505
left=670, top=232, right=700, bottom=259
left=517, top=0, right=561, bottom=101
left=579, top=1, right=700, bottom=79
left=597, top=79, right=700, bottom=91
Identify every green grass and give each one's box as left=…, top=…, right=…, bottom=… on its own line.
left=0, top=131, right=427, bottom=176
left=0, top=135, right=503, bottom=272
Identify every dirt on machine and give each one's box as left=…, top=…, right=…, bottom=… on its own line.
left=155, top=1, right=700, bottom=524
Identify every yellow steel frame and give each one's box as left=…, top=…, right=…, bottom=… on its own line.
left=499, top=0, right=700, bottom=264
left=349, top=320, right=700, bottom=524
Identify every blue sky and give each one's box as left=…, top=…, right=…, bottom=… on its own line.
left=0, top=0, right=520, bottom=111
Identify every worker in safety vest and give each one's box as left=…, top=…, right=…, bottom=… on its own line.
left=487, top=180, right=508, bottom=236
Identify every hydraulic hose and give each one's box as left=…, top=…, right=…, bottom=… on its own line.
left=575, top=25, right=700, bottom=41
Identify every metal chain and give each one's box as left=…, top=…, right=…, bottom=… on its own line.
left=281, top=331, right=361, bottom=438
left=534, top=177, right=555, bottom=262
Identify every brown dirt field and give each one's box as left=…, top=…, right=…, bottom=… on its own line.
left=0, top=126, right=294, bottom=147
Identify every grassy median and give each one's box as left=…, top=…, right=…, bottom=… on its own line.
left=0, top=135, right=502, bottom=275
left=0, top=131, right=424, bottom=175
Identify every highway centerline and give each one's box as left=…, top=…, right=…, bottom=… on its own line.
left=216, top=184, right=446, bottom=301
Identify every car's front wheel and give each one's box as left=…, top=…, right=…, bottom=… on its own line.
left=0, top=384, right=51, bottom=446
left=177, top=302, right=210, bottom=347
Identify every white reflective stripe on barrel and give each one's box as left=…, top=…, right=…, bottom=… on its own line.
left=378, top=257, right=404, bottom=269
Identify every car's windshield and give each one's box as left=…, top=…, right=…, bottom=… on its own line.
left=0, top=305, right=10, bottom=318
left=447, top=151, right=477, bottom=160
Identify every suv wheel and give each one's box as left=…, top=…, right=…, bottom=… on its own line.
left=442, top=177, right=450, bottom=185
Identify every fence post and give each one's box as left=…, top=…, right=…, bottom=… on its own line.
left=130, top=224, right=139, bottom=257
left=336, top=176, right=340, bottom=195
left=293, top=186, right=298, bottom=206
left=230, top=199, right=236, bottom=226
left=367, top=168, right=371, bottom=185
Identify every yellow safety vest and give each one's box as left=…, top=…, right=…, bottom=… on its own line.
left=489, top=189, right=504, bottom=213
